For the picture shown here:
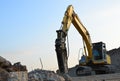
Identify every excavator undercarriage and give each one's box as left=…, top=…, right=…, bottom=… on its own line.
left=67, top=65, right=116, bottom=77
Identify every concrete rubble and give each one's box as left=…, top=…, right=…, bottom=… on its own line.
left=8, top=71, right=28, bottom=81
left=0, top=56, right=27, bottom=81
left=107, top=47, right=120, bottom=73
left=0, top=56, right=27, bottom=72
left=28, top=69, right=65, bottom=81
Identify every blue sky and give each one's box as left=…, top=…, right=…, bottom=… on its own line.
left=0, top=0, right=120, bottom=71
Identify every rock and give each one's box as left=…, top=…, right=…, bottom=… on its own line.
left=12, top=62, right=27, bottom=71
left=0, top=67, right=9, bottom=81
left=0, top=56, right=11, bottom=68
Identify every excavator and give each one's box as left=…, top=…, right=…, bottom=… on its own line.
left=55, top=5, right=115, bottom=79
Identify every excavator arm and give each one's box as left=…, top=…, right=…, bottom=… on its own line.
left=55, top=5, right=93, bottom=74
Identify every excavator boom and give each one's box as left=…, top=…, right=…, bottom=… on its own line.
left=55, top=5, right=93, bottom=74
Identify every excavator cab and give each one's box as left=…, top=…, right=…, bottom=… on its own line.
left=92, top=42, right=111, bottom=65
left=92, top=42, right=106, bottom=61
left=78, top=42, right=114, bottom=75
left=79, top=42, right=111, bottom=65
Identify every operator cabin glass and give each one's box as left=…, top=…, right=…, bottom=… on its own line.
left=92, top=42, right=105, bottom=60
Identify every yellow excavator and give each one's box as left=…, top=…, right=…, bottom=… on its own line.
left=55, top=5, right=115, bottom=78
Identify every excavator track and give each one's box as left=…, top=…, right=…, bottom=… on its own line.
left=91, top=65, right=116, bottom=74
left=68, top=65, right=93, bottom=77
left=68, top=65, right=116, bottom=77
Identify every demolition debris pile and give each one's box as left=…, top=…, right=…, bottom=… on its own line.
left=28, top=69, right=65, bottom=81
left=0, top=56, right=27, bottom=72
left=0, top=56, right=27, bottom=81
left=108, top=47, right=120, bottom=73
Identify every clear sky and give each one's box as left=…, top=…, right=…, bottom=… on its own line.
left=0, top=0, right=120, bottom=72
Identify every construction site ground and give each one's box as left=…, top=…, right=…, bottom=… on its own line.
left=72, top=73, right=120, bottom=81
